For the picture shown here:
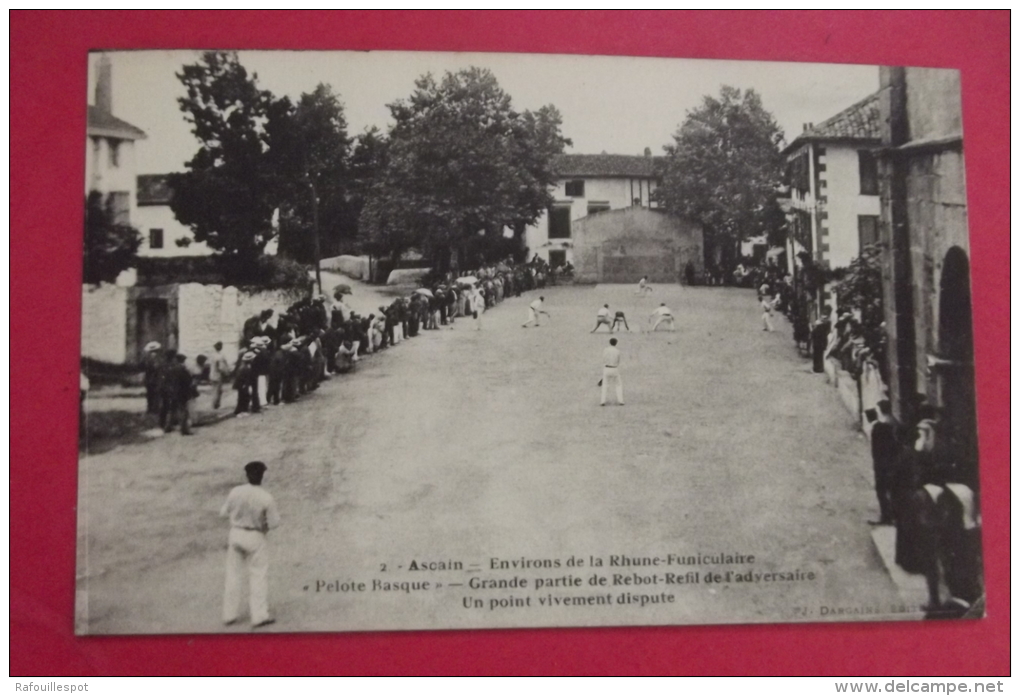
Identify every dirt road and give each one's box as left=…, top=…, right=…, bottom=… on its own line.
left=76, top=283, right=905, bottom=634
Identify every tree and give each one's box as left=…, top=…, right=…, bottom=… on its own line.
left=266, top=84, right=353, bottom=265
left=348, top=127, right=389, bottom=237
left=834, top=243, right=886, bottom=366
left=83, top=191, right=141, bottom=284
left=657, top=86, right=786, bottom=266
left=360, top=68, right=569, bottom=274
left=168, top=51, right=278, bottom=262
left=506, top=105, right=572, bottom=241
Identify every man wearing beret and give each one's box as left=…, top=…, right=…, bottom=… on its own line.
left=221, top=461, right=281, bottom=628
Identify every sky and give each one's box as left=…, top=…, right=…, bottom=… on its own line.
left=89, top=50, right=880, bottom=175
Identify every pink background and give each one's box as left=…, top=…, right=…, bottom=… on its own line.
left=11, top=11, right=1009, bottom=676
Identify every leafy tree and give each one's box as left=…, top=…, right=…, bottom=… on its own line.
left=834, top=243, right=886, bottom=364
left=348, top=127, right=389, bottom=241
left=357, top=182, right=419, bottom=266
left=657, top=86, right=786, bottom=263
left=505, top=105, right=572, bottom=240
left=266, top=84, right=353, bottom=263
left=361, top=68, right=569, bottom=274
left=83, top=191, right=142, bottom=284
left=168, top=51, right=278, bottom=262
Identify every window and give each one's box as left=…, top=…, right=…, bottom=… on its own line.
left=564, top=180, right=585, bottom=197
left=108, top=139, right=121, bottom=168
left=549, top=250, right=566, bottom=267
left=548, top=205, right=572, bottom=239
left=859, top=150, right=878, bottom=195
left=786, top=150, right=811, bottom=194
left=149, top=228, right=164, bottom=249
left=109, top=191, right=131, bottom=225
left=858, top=215, right=880, bottom=249
left=587, top=201, right=611, bottom=216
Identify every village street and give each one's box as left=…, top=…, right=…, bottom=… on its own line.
left=76, top=282, right=908, bottom=635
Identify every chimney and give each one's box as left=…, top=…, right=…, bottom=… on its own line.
left=95, top=54, right=113, bottom=113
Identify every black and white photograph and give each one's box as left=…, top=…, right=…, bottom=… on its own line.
left=77, top=49, right=983, bottom=635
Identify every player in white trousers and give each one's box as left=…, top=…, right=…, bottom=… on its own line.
left=649, top=303, right=676, bottom=331
left=600, top=338, right=624, bottom=406
left=221, top=461, right=281, bottom=628
left=472, top=290, right=486, bottom=331
left=761, top=295, right=776, bottom=332
left=522, top=296, right=550, bottom=328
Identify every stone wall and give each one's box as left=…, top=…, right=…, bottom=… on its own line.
left=906, top=147, right=969, bottom=397
left=86, top=282, right=309, bottom=366
left=878, top=66, right=971, bottom=427
left=386, top=268, right=430, bottom=285
left=322, top=254, right=371, bottom=280
left=570, top=208, right=703, bottom=283
left=905, top=67, right=963, bottom=143
left=81, top=284, right=128, bottom=364
left=176, top=283, right=307, bottom=364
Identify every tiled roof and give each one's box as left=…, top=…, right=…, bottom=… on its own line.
left=87, top=105, right=147, bottom=141
left=785, top=92, right=881, bottom=152
left=137, top=174, right=174, bottom=206
left=553, top=153, right=662, bottom=178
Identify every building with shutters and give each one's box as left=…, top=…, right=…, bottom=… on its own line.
left=782, top=92, right=882, bottom=317
left=85, top=54, right=146, bottom=227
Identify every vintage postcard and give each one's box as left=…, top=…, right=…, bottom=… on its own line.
left=77, top=49, right=983, bottom=634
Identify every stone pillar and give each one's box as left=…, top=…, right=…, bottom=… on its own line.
left=878, top=66, right=918, bottom=424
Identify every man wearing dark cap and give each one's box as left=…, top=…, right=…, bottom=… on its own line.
left=221, top=461, right=280, bottom=628
left=868, top=399, right=899, bottom=525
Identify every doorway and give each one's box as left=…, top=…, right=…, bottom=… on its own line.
left=937, top=246, right=978, bottom=487
left=136, top=298, right=170, bottom=360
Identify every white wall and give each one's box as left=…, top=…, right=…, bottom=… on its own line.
left=85, top=137, right=139, bottom=224
left=823, top=146, right=881, bottom=269
left=321, top=255, right=371, bottom=280
left=134, top=204, right=210, bottom=257
left=176, top=283, right=307, bottom=365
left=524, top=176, right=659, bottom=262
left=81, top=284, right=128, bottom=364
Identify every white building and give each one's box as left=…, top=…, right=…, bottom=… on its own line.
left=524, top=152, right=661, bottom=266
left=135, top=174, right=211, bottom=257
left=85, top=54, right=146, bottom=225
left=782, top=92, right=882, bottom=280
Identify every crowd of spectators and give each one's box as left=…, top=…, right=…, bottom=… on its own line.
left=139, top=255, right=554, bottom=427
left=871, top=400, right=983, bottom=618
left=748, top=259, right=982, bottom=618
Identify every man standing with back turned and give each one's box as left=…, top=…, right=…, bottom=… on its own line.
left=221, top=461, right=281, bottom=628
left=600, top=337, right=624, bottom=406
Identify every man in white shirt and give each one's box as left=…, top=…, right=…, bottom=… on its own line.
left=472, top=290, right=486, bottom=331
left=649, top=303, right=676, bottom=332
left=522, top=296, right=550, bottom=328
left=590, top=304, right=612, bottom=333
left=636, top=276, right=653, bottom=295
left=761, top=296, right=776, bottom=332
left=209, top=341, right=232, bottom=410
left=600, top=338, right=624, bottom=406
left=221, top=461, right=281, bottom=628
